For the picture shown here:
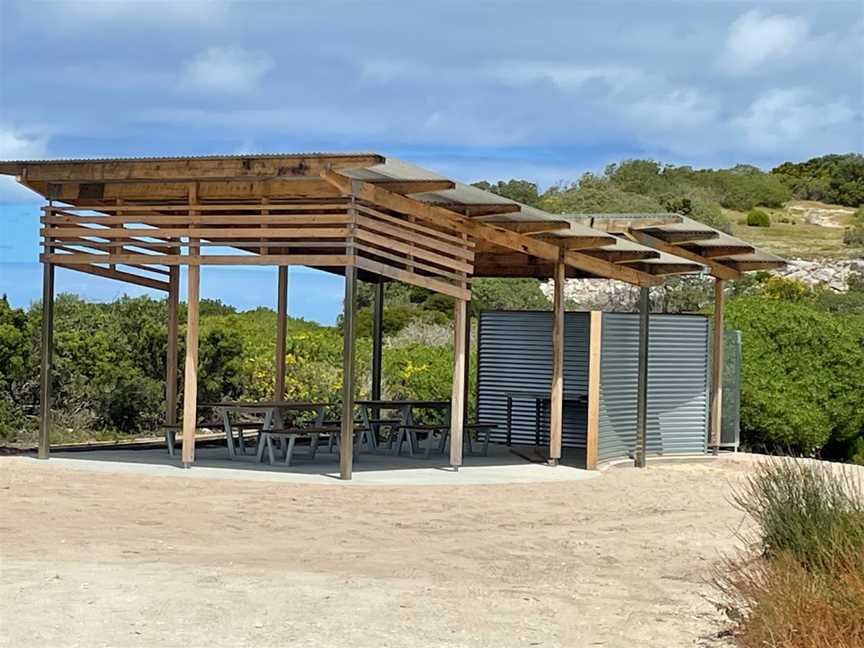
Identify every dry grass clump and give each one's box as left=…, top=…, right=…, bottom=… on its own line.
left=716, top=458, right=864, bottom=647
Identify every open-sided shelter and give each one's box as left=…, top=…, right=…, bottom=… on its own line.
left=0, top=153, right=784, bottom=478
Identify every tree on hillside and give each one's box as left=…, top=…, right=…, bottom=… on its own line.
left=772, top=153, right=864, bottom=207
left=471, top=179, right=541, bottom=206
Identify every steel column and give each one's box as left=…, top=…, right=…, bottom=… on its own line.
left=38, top=262, right=55, bottom=459
left=340, top=265, right=358, bottom=480
left=635, top=287, right=650, bottom=468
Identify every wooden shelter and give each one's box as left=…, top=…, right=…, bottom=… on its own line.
left=0, top=153, right=784, bottom=478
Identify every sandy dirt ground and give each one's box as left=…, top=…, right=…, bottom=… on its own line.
left=0, top=454, right=762, bottom=648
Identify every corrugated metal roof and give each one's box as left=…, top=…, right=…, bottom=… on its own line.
left=0, top=152, right=379, bottom=165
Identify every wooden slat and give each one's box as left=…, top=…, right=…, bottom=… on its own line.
left=354, top=212, right=474, bottom=261
left=586, top=311, right=602, bottom=470
left=353, top=243, right=468, bottom=283
left=42, top=253, right=354, bottom=267
left=55, top=263, right=170, bottom=291
left=723, top=260, right=787, bottom=272
left=42, top=213, right=353, bottom=226
left=42, top=226, right=349, bottom=239
left=448, top=204, right=522, bottom=217
left=45, top=202, right=352, bottom=213
left=355, top=203, right=472, bottom=247
left=354, top=228, right=473, bottom=274
left=354, top=257, right=470, bottom=301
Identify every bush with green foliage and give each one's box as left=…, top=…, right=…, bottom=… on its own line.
left=773, top=153, right=864, bottom=207
left=746, top=209, right=771, bottom=227
left=725, top=296, right=864, bottom=455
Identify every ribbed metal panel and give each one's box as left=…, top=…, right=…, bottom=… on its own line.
left=477, top=311, right=589, bottom=448
left=597, top=313, right=709, bottom=462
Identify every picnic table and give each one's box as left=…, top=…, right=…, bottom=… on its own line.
left=201, top=401, right=333, bottom=461
left=504, top=391, right=588, bottom=446
left=356, top=399, right=450, bottom=455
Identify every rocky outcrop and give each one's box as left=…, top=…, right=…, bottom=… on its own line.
left=774, top=258, right=864, bottom=292
left=541, top=258, right=864, bottom=312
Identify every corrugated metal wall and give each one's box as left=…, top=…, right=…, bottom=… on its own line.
left=597, top=313, right=709, bottom=462
left=476, top=311, right=589, bottom=448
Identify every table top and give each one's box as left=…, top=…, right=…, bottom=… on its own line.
left=201, top=401, right=331, bottom=410
left=504, top=391, right=587, bottom=402
left=356, top=399, right=451, bottom=408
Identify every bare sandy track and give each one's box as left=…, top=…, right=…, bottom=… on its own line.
left=0, top=455, right=760, bottom=647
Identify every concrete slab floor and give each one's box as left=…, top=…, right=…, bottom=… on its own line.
left=15, top=443, right=600, bottom=486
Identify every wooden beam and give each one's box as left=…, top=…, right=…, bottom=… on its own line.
left=55, top=262, right=170, bottom=291
left=340, top=265, right=357, bottom=480
left=549, top=254, right=565, bottom=464
left=709, top=278, right=725, bottom=452
left=587, top=215, right=683, bottom=232
left=14, top=154, right=386, bottom=183
left=367, top=179, right=455, bottom=193
left=629, top=230, right=740, bottom=280
left=274, top=266, right=288, bottom=401
left=43, top=253, right=354, bottom=267
left=450, top=298, right=468, bottom=469
left=321, top=170, right=662, bottom=286
left=583, top=249, right=660, bottom=263
left=165, top=267, right=179, bottom=426
left=644, top=229, right=720, bottom=244
left=490, top=221, right=572, bottom=235
left=451, top=204, right=522, bottom=217
left=539, top=235, right=616, bottom=250
left=38, top=263, right=54, bottom=460
left=681, top=244, right=755, bottom=258
left=639, top=262, right=705, bottom=276
left=724, top=260, right=787, bottom=272
left=181, top=264, right=200, bottom=467
left=586, top=311, right=602, bottom=470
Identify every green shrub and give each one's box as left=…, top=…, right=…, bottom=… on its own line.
left=726, top=297, right=864, bottom=454
left=746, top=209, right=771, bottom=227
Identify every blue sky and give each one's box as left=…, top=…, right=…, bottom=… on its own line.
left=1, top=0, right=862, bottom=322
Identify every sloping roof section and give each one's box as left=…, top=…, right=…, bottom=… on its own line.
left=0, top=153, right=783, bottom=285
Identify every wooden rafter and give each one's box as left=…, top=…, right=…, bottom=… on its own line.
left=538, top=235, right=616, bottom=250
left=642, top=229, right=720, bottom=244
left=679, top=244, right=755, bottom=258
left=489, top=221, right=572, bottom=235
left=443, top=203, right=523, bottom=217
left=366, top=179, right=455, bottom=193
left=4, top=154, right=385, bottom=182
left=630, top=229, right=739, bottom=280
left=320, top=169, right=663, bottom=287
left=55, top=263, right=170, bottom=291
left=583, top=249, right=661, bottom=263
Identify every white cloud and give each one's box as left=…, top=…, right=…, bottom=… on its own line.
left=27, top=0, right=231, bottom=28
left=721, top=10, right=810, bottom=73
left=182, top=47, right=273, bottom=93
left=0, top=129, right=47, bottom=160
left=490, top=62, right=647, bottom=93
left=731, top=88, right=856, bottom=153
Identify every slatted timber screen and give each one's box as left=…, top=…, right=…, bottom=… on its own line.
left=352, top=200, right=472, bottom=300
left=39, top=197, right=473, bottom=299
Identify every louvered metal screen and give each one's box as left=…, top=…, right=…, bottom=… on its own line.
left=476, top=311, right=589, bottom=448
left=597, top=313, right=709, bottom=462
